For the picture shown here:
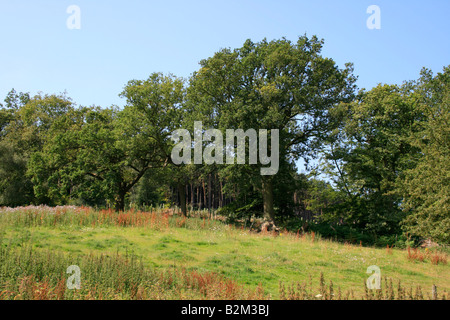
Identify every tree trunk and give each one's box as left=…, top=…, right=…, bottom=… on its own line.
left=191, top=183, right=194, bottom=208
left=212, top=174, right=216, bottom=209
left=208, top=173, right=212, bottom=211
left=186, top=184, right=189, bottom=209
left=202, top=179, right=207, bottom=210
left=219, top=179, right=223, bottom=208
left=178, top=183, right=187, bottom=217
left=171, top=186, right=176, bottom=207
left=114, top=190, right=126, bottom=212
left=262, top=177, right=275, bottom=224
left=197, top=185, right=200, bottom=209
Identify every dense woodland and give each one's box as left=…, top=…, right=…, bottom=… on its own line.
left=0, top=36, right=448, bottom=246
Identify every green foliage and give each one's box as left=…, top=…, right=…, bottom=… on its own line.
left=218, top=198, right=263, bottom=224
left=305, top=222, right=417, bottom=248
left=0, top=91, right=70, bottom=206
left=129, top=169, right=168, bottom=209
left=399, top=67, right=450, bottom=244
left=27, top=73, right=185, bottom=211
left=0, top=108, right=14, bottom=137
left=322, top=83, right=425, bottom=236
left=0, top=141, right=34, bottom=206
left=3, top=88, right=30, bottom=110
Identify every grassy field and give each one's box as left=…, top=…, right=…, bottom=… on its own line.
left=0, top=206, right=448, bottom=300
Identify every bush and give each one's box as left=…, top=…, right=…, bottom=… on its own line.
left=217, top=199, right=262, bottom=224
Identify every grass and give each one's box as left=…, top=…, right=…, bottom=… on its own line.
left=0, top=205, right=448, bottom=300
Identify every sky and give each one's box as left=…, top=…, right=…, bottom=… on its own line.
left=0, top=0, right=449, bottom=109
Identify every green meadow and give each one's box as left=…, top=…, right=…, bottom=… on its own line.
left=0, top=206, right=448, bottom=300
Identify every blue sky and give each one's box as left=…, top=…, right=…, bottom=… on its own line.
left=0, top=0, right=449, bottom=109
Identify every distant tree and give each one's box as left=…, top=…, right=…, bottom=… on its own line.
left=129, top=168, right=168, bottom=209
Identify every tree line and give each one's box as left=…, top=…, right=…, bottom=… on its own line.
left=0, top=36, right=448, bottom=245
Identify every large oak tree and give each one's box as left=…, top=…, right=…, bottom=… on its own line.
left=188, top=36, right=356, bottom=226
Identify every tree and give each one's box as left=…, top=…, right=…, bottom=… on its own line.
left=188, top=36, right=356, bottom=226
left=28, top=73, right=185, bottom=211
left=120, top=72, right=187, bottom=213
left=0, top=91, right=69, bottom=206
left=29, top=105, right=169, bottom=211
left=399, top=66, right=450, bottom=244
left=322, top=83, right=425, bottom=236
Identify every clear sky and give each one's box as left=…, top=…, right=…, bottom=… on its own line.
left=1, top=0, right=449, bottom=108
